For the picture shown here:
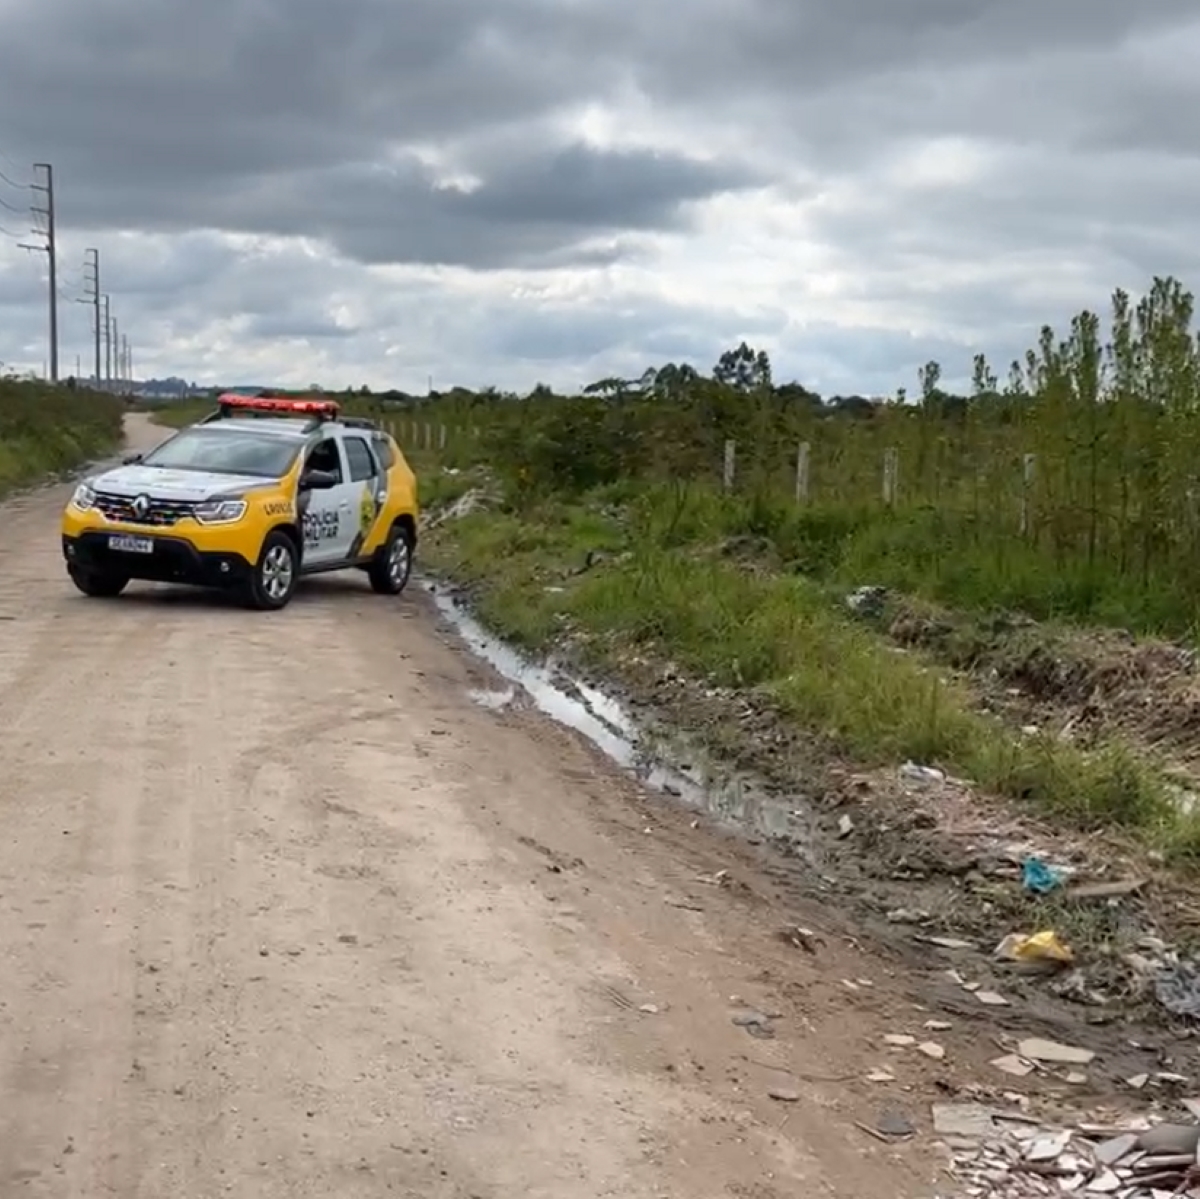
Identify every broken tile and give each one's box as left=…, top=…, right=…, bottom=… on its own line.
left=866, top=1068, right=895, bottom=1083
left=975, top=990, right=1010, bottom=1006
left=991, top=1054, right=1034, bottom=1077
left=932, top=1103, right=997, bottom=1139
left=918, top=1041, right=946, bottom=1060
left=1138, top=1125, right=1200, bottom=1156
left=924, top=1020, right=953, bottom=1031
left=1094, top=1133, right=1138, bottom=1166
left=1016, top=1037, right=1096, bottom=1066
left=883, top=1034, right=917, bottom=1047
left=1025, top=1130, right=1072, bottom=1161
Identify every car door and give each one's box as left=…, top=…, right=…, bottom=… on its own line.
left=341, top=433, right=387, bottom=558
left=298, top=434, right=359, bottom=566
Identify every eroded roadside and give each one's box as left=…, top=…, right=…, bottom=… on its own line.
left=420, top=482, right=1200, bottom=1196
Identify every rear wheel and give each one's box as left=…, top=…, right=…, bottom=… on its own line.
left=67, top=564, right=129, bottom=597
left=244, top=530, right=299, bottom=610
left=367, top=523, right=414, bottom=595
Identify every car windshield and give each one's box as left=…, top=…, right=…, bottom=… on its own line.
left=139, top=428, right=301, bottom=478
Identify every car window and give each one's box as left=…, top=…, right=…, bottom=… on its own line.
left=371, top=434, right=394, bottom=469
left=140, top=428, right=301, bottom=478
left=305, top=438, right=343, bottom=482
left=343, top=436, right=378, bottom=482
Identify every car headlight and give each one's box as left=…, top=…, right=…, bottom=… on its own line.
left=70, top=482, right=96, bottom=510
left=194, top=498, right=247, bottom=524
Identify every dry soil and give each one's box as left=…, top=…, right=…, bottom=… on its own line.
left=0, top=416, right=944, bottom=1198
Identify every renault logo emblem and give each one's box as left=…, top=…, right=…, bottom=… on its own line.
left=131, top=494, right=150, bottom=519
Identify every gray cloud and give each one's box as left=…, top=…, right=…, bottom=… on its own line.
left=1, top=0, right=1199, bottom=391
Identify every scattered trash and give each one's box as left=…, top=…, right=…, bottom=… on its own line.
left=919, top=935, right=976, bottom=951
left=1155, top=961, right=1200, bottom=1020
left=917, top=1041, right=945, bottom=1061
left=767, top=1087, right=801, bottom=1103
left=934, top=1103, right=1200, bottom=1197
left=846, top=586, right=888, bottom=618
left=994, top=929, right=1074, bottom=969
left=884, top=1034, right=917, bottom=1048
left=866, top=1068, right=896, bottom=1084
left=886, top=907, right=930, bottom=924
left=837, top=813, right=854, bottom=838
left=924, top=1020, right=953, bottom=1032
left=874, top=1108, right=915, bottom=1139
left=777, top=925, right=822, bottom=954
left=1067, top=878, right=1148, bottom=901
left=899, top=761, right=946, bottom=786
left=1021, top=855, right=1064, bottom=894
left=638, top=1004, right=660, bottom=1015
left=732, top=1009, right=777, bottom=1039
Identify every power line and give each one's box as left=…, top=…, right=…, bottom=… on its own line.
left=81, top=249, right=100, bottom=385
left=0, top=167, right=28, bottom=192
left=18, top=163, right=57, bottom=382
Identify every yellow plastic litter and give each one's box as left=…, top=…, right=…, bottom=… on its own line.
left=994, top=930, right=1074, bottom=965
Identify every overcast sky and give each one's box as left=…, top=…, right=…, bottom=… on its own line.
left=1, top=0, right=1198, bottom=395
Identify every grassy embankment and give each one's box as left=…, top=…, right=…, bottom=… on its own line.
left=419, top=276, right=1200, bottom=860
left=0, top=378, right=126, bottom=498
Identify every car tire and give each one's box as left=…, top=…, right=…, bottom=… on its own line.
left=67, top=564, right=129, bottom=597
left=367, top=523, right=414, bottom=595
left=244, top=530, right=299, bottom=610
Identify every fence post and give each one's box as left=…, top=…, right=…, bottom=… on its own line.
left=423, top=423, right=432, bottom=450
left=438, top=424, right=447, bottom=450
left=723, top=440, right=736, bottom=492
left=471, top=426, right=480, bottom=441
left=795, top=442, right=810, bottom=504
left=882, top=447, right=898, bottom=507
left=1020, top=453, right=1036, bottom=537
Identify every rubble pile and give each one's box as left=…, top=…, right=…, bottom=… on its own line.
left=935, top=1104, right=1200, bottom=1197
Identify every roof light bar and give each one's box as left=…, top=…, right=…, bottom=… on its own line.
left=216, top=393, right=341, bottom=417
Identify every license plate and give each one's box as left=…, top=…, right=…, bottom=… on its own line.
left=108, top=535, right=153, bottom=553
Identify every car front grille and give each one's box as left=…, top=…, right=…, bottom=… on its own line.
left=93, top=491, right=199, bottom=527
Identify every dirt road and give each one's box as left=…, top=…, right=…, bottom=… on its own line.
left=0, top=416, right=937, bottom=1198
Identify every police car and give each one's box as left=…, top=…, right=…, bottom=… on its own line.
left=61, top=394, right=419, bottom=610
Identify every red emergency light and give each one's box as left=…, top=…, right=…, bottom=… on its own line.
left=216, top=393, right=340, bottom=418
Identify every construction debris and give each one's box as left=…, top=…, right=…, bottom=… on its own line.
left=934, top=1104, right=1200, bottom=1197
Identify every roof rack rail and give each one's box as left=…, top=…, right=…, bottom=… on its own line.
left=338, top=415, right=379, bottom=430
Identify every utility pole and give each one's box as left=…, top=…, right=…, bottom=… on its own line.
left=82, top=249, right=100, bottom=385
left=18, top=163, right=58, bottom=382
left=112, top=317, right=119, bottom=392
left=102, top=295, right=111, bottom=388
left=121, top=336, right=128, bottom=391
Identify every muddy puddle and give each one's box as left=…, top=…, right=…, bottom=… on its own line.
left=427, top=584, right=811, bottom=856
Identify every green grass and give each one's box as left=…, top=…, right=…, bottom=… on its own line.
left=424, top=483, right=1200, bottom=861
left=0, top=378, right=125, bottom=497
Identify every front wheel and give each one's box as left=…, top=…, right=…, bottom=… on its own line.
left=367, top=524, right=414, bottom=595
left=244, top=531, right=299, bottom=610
left=67, top=564, right=129, bottom=597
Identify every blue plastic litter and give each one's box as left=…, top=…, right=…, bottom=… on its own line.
left=1021, top=856, right=1063, bottom=894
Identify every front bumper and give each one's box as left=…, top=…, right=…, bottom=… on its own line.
left=62, top=531, right=255, bottom=589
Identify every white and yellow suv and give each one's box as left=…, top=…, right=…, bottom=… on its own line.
left=61, top=394, right=419, bottom=610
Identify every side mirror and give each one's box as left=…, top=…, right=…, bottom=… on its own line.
left=122, top=452, right=143, bottom=465
left=299, top=469, right=338, bottom=491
